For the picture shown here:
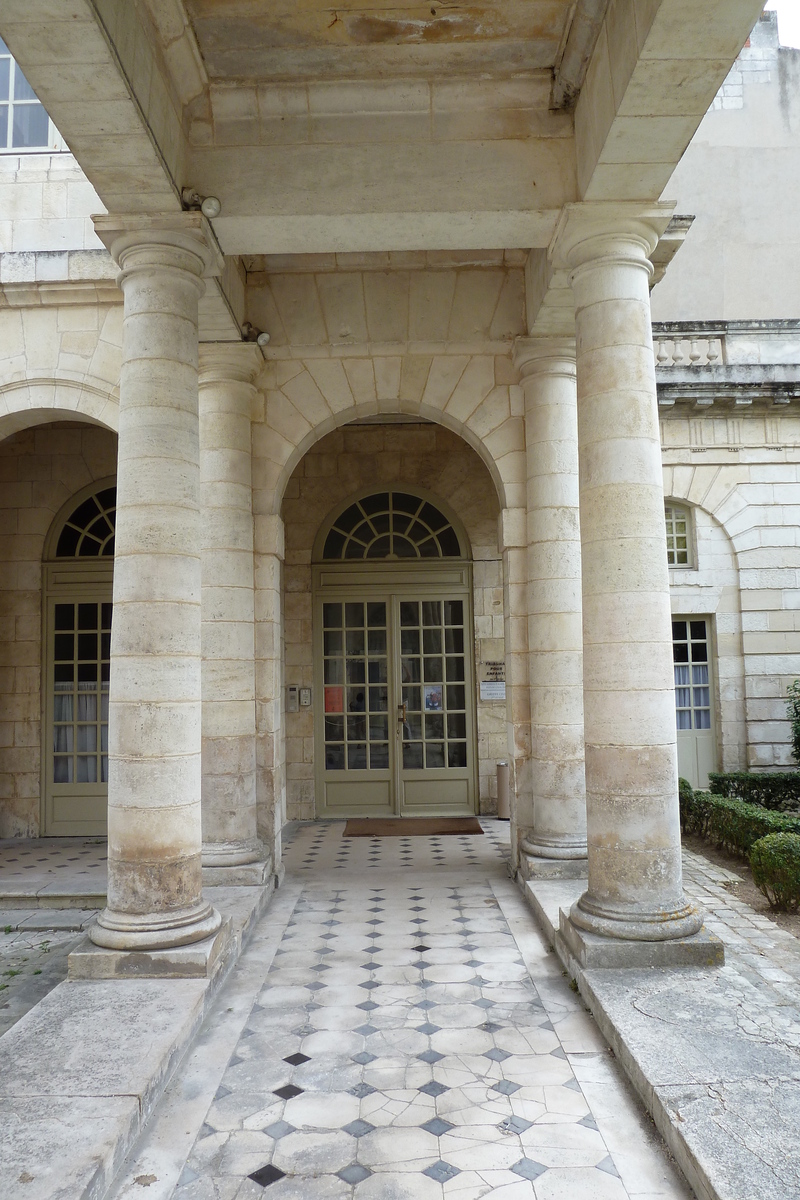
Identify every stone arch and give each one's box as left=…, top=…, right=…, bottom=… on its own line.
left=253, top=353, right=524, bottom=516
left=663, top=471, right=747, bottom=772
left=0, top=376, right=119, bottom=443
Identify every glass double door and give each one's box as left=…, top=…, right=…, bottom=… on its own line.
left=317, top=589, right=476, bottom=817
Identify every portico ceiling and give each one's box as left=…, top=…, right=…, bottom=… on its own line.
left=0, top=0, right=766, bottom=261
left=183, top=0, right=573, bottom=80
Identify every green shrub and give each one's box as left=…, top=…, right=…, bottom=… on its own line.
left=786, top=680, right=800, bottom=766
left=679, top=789, right=800, bottom=856
left=750, top=832, right=800, bottom=911
left=706, top=771, right=800, bottom=813
left=678, top=778, right=706, bottom=835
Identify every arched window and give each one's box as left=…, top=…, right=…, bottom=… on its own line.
left=43, top=480, right=115, bottom=836
left=55, top=486, right=116, bottom=558
left=665, top=502, right=692, bottom=568
left=322, top=491, right=462, bottom=561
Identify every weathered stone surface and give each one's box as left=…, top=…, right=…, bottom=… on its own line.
left=0, top=1095, right=140, bottom=1200
left=560, top=913, right=724, bottom=969
left=68, top=919, right=232, bottom=980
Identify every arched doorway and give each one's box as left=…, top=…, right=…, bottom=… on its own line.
left=42, top=479, right=115, bottom=835
left=312, top=488, right=477, bottom=817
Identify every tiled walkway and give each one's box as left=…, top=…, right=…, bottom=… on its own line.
left=113, top=820, right=690, bottom=1200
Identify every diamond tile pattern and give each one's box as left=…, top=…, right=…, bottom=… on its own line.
left=171, top=820, right=659, bottom=1200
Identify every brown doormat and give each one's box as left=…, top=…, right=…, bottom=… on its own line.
left=344, top=817, right=483, bottom=838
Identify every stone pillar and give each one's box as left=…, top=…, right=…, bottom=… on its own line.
left=567, top=218, right=701, bottom=941
left=199, top=344, right=270, bottom=884
left=499, top=506, right=530, bottom=876
left=89, top=215, right=223, bottom=953
left=514, top=337, right=587, bottom=871
left=254, top=513, right=285, bottom=876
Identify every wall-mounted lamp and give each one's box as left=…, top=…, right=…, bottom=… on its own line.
left=181, top=187, right=222, bottom=219
left=242, top=322, right=271, bottom=347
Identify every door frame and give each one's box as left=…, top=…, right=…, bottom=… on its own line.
left=312, top=560, right=478, bottom=818
left=673, top=612, right=718, bottom=790
left=41, top=561, right=113, bottom=835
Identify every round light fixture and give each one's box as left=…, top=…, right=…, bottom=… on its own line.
left=200, top=195, right=221, bottom=219
left=256, top=331, right=271, bottom=347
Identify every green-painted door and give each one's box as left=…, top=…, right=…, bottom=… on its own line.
left=316, top=586, right=476, bottom=817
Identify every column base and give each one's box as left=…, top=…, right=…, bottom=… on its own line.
left=202, top=857, right=272, bottom=887
left=518, top=850, right=588, bottom=881
left=202, top=840, right=264, bottom=868
left=521, top=836, right=587, bottom=859
left=570, top=892, right=704, bottom=942
left=70, top=916, right=232, bottom=979
left=89, top=899, right=222, bottom=952
left=559, top=909, right=723, bottom=969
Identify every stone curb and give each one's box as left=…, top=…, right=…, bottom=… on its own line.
left=0, top=880, right=277, bottom=1200
left=519, top=873, right=800, bottom=1200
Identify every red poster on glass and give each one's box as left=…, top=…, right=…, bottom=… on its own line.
left=324, top=686, right=344, bottom=713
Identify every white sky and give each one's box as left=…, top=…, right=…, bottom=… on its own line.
left=765, top=0, right=800, bottom=47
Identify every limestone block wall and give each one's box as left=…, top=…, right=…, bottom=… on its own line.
left=276, top=423, right=504, bottom=819
left=0, top=300, right=122, bottom=441
left=665, top=497, right=746, bottom=772
left=662, top=410, right=800, bottom=769
left=0, top=154, right=104, bottom=255
left=0, top=421, right=118, bottom=837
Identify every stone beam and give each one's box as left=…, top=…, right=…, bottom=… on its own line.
left=575, top=0, right=766, bottom=202
left=0, top=0, right=184, bottom=214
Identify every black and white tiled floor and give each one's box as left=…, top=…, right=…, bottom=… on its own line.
left=134, top=821, right=690, bottom=1200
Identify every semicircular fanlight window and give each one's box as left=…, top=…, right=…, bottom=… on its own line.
left=322, top=492, right=461, bottom=561
left=55, top=487, right=116, bottom=558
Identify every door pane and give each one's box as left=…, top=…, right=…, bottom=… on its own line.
left=50, top=601, right=109, bottom=788
left=324, top=601, right=388, bottom=771
left=401, top=596, right=468, bottom=773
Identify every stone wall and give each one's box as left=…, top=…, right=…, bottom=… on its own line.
left=0, top=421, right=118, bottom=837
left=278, top=421, right=505, bottom=819
left=662, top=410, right=800, bottom=769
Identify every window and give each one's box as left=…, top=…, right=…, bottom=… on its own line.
left=55, top=486, right=116, bottom=558
left=665, top=503, right=691, bottom=567
left=43, top=480, right=115, bottom=835
left=322, top=492, right=462, bottom=561
left=672, top=620, right=711, bottom=731
left=0, top=37, right=63, bottom=151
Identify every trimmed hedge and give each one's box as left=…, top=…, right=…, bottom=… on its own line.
left=750, top=833, right=800, bottom=912
left=678, top=779, right=800, bottom=857
left=706, top=771, right=800, bottom=813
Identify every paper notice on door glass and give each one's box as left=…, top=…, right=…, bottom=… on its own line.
left=324, top=686, right=344, bottom=713
left=424, top=684, right=443, bottom=711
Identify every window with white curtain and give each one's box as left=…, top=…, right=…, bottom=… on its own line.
left=0, top=37, right=64, bottom=151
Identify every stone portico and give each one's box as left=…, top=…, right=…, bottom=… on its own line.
left=0, top=0, right=777, bottom=975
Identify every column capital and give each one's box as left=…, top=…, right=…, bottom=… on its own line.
left=513, top=336, right=576, bottom=380
left=549, top=201, right=675, bottom=274
left=199, top=342, right=265, bottom=387
left=93, top=212, right=224, bottom=282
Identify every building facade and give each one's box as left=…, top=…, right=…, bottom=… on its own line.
left=0, top=0, right=795, bottom=965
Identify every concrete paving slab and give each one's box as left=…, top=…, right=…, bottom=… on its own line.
left=0, top=1095, right=141, bottom=1200
left=17, top=910, right=98, bottom=931
left=0, top=884, right=276, bottom=1200
left=519, top=861, right=800, bottom=1200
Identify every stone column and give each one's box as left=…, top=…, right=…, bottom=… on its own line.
left=89, top=215, right=223, bottom=953
left=199, top=344, right=270, bottom=884
left=254, top=513, right=285, bottom=875
left=514, top=337, right=587, bottom=870
left=566, top=218, right=701, bottom=941
left=499, top=507, right=530, bottom=876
